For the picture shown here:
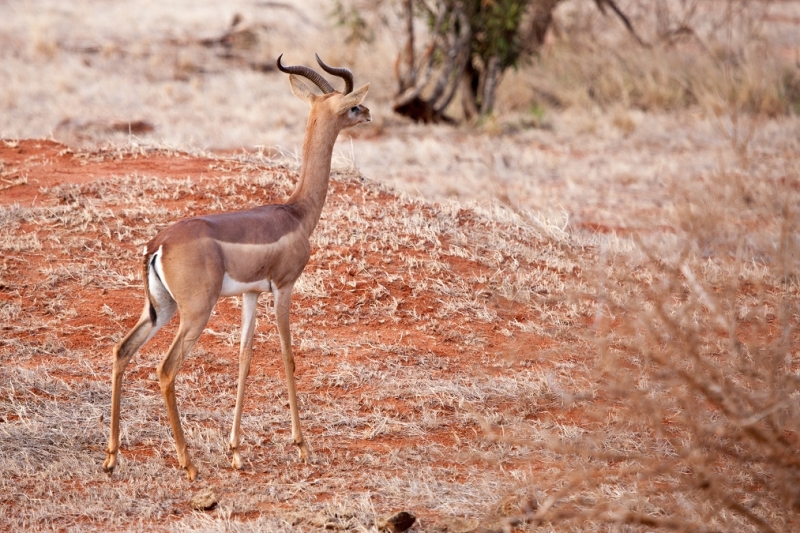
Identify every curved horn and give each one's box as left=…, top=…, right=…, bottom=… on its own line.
left=315, top=54, right=354, bottom=95
left=276, top=54, right=335, bottom=94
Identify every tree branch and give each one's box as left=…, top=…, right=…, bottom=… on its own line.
left=594, top=0, right=648, bottom=47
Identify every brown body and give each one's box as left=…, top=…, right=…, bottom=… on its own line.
left=103, top=56, right=371, bottom=480
left=150, top=204, right=308, bottom=296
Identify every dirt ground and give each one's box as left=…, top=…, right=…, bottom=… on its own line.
left=2, top=1, right=800, bottom=531
left=1, top=138, right=591, bottom=531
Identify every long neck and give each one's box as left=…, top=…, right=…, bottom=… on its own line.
left=287, top=112, right=339, bottom=235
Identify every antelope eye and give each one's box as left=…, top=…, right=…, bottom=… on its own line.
left=350, top=106, right=359, bottom=113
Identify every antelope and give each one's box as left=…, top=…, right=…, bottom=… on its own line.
left=103, top=55, right=371, bottom=480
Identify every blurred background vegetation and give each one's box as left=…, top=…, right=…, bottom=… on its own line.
left=1, top=1, right=799, bottom=531
left=333, top=0, right=800, bottom=124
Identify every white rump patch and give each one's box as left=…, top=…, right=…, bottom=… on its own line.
left=149, top=245, right=176, bottom=300
left=220, top=273, right=272, bottom=297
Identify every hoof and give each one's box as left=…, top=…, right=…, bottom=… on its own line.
left=103, top=453, right=117, bottom=474
left=231, top=450, right=243, bottom=470
left=185, top=463, right=199, bottom=481
left=296, top=441, right=310, bottom=462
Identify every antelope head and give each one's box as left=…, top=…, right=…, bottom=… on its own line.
left=277, top=54, right=371, bottom=129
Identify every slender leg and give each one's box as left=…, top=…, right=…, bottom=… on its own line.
left=229, top=291, right=259, bottom=469
left=157, top=308, right=210, bottom=481
left=104, top=299, right=175, bottom=474
left=273, top=283, right=309, bottom=460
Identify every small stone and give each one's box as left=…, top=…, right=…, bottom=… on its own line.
left=441, top=516, right=480, bottom=533
left=189, top=486, right=218, bottom=511
left=378, top=511, right=416, bottom=533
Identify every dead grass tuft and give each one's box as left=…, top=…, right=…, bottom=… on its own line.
left=0, top=142, right=580, bottom=531
left=1, top=1, right=800, bottom=531
left=499, top=0, right=800, bottom=135
left=488, top=153, right=800, bottom=532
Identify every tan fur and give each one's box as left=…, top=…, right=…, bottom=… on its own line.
left=104, top=60, right=371, bottom=480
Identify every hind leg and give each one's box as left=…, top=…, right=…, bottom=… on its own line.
left=104, top=298, right=175, bottom=474
left=157, top=304, right=213, bottom=481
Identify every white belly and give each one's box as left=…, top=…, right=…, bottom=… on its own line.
left=220, top=273, right=272, bottom=296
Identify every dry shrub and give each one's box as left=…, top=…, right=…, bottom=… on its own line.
left=497, top=158, right=800, bottom=531
left=500, top=0, right=800, bottom=121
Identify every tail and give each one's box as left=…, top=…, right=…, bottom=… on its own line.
left=143, top=253, right=158, bottom=325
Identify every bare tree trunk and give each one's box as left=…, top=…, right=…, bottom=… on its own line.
left=461, top=70, right=479, bottom=120
left=480, top=55, right=502, bottom=115
left=397, top=0, right=415, bottom=93
left=392, top=0, right=467, bottom=123
left=392, top=0, right=641, bottom=123
left=526, top=0, right=564, bottom=47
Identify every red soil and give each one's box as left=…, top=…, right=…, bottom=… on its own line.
left=0, top=139, right=559, bottom=529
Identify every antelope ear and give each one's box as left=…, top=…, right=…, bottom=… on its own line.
left=289, top=74, right=316, bottom=104
left=335, top=83, right=370, bottom=114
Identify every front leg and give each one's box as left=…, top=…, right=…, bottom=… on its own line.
left=273, top=283, right=309, bottom=461
left=229, top=291, right=259, bottom=469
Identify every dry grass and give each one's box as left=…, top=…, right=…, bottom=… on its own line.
left=499, top=0, right=800, bottom=115
left=2, top=135, right=795, bottom=531
left=478, top=156, right=800, bottom=532
left=0, top=144, right=583, bottom=531
left=2, top=1, right=800, bottom=531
